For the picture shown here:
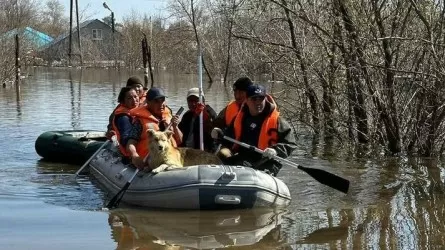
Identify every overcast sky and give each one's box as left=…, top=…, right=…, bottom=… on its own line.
left=60, top=0, right=168, bottom=23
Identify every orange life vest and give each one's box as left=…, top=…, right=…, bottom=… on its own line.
left=225, top=101, right=241, bottom=126
left=111, top=104, right=132, bottom=157
left=139, top=92, right=147, bottom=106
left=129, top=106, right=175, bottom=158
left=232, top=96, right=279, bottom=151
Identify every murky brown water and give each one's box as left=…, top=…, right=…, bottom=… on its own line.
left=1, top=67, right=445, bottom=249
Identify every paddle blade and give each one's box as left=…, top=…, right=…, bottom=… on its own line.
left=297, top=165, right=350, bottom=194
left=106, top=182, right=130, bottom=208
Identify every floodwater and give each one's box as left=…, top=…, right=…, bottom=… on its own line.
left=1, top=67, right=445, bottom=249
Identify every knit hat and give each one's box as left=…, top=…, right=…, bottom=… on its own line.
left=233, top=77, right=253, bottom=91
left=126, top=76, right=143, bottom=87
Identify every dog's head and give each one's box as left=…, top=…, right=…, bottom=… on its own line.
left=147, top=129, right=174, bottom=153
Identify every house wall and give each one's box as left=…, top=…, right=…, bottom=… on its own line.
left=42, top=19, right=122, bottom=66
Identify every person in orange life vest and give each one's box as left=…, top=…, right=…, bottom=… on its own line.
left=213, top=77, right=253, bottom=130
left=106, top=76, right=145, bottom=139
left=213, top=84, right=297, bottom=176
left=110, top=87, right=140, bottom=161
left=125, top=87, right=183, bottom=170
left=178, top=88, right=217, bottom=152
left=126, top=76, right=147, bottom=105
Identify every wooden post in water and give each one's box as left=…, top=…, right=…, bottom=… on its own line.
left=68, top=0, right=73, bottom=67
left=15, top=34, right=21, bottom=100
left=142, top=35, right=149, bottom=87
left=75, top=0, right=83, bottom=66
left=142, top=34, right=154, bottom=88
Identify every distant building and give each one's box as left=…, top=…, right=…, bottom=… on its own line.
left=0, top=27, right=54, bottom=66
left=42, top=19, right=123, bottom=67
left=1, top=27, right=54, bottom=50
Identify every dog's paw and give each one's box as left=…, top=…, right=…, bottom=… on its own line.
left=152, top=164, right=169, bottom=174
left=165, top=165, right=182, bottom=171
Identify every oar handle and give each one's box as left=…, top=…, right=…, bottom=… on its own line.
left=223, top=135, right=265, bottom=154
left=219, top=133, right=350, bottom=194
left=127, top=168, right=140, bottom=183
left=76, top=140, right=110, bottom=176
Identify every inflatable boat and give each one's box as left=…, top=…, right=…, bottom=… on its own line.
left=109, top=208, right=287, bottom=248
left=35, top=130, right=106, bottom=164
left=89, top=145, right=291, bottom=210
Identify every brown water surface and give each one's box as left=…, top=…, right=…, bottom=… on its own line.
left=1, top=67, right=444, bottom=249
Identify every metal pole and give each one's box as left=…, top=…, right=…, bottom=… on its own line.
left=198, top=46, right=204, bottom=151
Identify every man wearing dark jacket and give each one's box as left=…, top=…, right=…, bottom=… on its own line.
left=178, top=88, right=217, bottom=152
left=214, top=84, right=297, bottom=176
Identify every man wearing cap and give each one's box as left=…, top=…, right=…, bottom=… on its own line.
left=213, top=77, right=253, bottom=130
left=124, top=87, right=183, bottom=169
left=178, top=88, right=217, bottom=152
left=213, top=84, right=297, bottom=176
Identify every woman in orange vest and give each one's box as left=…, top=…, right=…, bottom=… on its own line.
left=126, top=76, right=147, bottom=106
left=111, top=87, right=139, bottom=161
left=214, top=84, right=297, bottom=176
left=124, top=87, right=183, bottom=170
left=106, top=76, right=146, bottom=139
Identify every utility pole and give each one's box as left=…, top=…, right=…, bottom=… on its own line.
left=68, top=0, right=73, bottom=67
left=75, top=0, right=83, bottom=66
left=103, top=2, right=116, bottom=68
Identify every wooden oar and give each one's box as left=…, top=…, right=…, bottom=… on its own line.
left=75, top=139, right=110, bottom=176
left=106, top=168, right=140, bottom=209
left=212, top=128, right=350, bottom=194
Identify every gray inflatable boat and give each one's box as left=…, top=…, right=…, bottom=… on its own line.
left=89, top=146, right=291, bottom=209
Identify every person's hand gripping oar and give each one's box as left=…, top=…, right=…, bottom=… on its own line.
left=211, top=128, right=350, bottom=194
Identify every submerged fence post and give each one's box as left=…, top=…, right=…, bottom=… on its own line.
left=15, top=34, right=21, bottom=100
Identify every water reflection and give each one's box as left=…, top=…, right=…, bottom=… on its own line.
left=69, top=70, right=81, bottom=129
left=108, top=208, right=288, bottom=249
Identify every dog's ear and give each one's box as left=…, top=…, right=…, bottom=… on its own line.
left=147, top=129, right=155, bottom=137
left=165, top=130, right=174, bottom=139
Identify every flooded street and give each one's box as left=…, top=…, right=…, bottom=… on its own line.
left=1, top=67, right=444, bottom=249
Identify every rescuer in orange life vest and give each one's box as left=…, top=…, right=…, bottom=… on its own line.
left=213, top=84, right=297, bottom=176
left=125, top=76, right=148, bottom=105
left=213, top=77, right=254, bottom=130
left=123, top=87, right=183, bottom=170
left=106, top=76, right=146, bottom=139
left=110, top=87, right=140, bottom=162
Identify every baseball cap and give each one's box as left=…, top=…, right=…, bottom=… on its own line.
left=147, top=87, right=167, bottom=101
left=246, top=84, right=266, bottom=98
left=186, top=87, right=204, bottom=98
left=233, top=77, right=253, bottom=91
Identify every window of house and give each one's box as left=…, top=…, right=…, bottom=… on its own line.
left=92, top=29, right=103, bottom=40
